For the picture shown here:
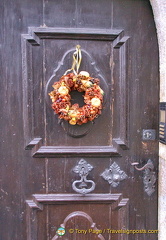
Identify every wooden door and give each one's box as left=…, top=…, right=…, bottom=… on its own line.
left=0, top=0, right=159, bottom=240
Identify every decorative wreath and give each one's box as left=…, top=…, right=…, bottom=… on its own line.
left=48, top=46, right=104, bottom=125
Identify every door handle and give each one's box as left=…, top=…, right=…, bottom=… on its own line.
left=131, top=159, right=156, bottom=196
left=131, top=159, right=154, bottom=171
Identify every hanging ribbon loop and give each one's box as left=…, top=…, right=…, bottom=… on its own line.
left=64, top=45, right=82, bottom=75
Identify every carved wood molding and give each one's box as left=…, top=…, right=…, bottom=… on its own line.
left=26, top=200, right=43, bottom=210
left=26, top=138, right=122, bottom=158
left=31, top=193, right=125, bottom=205
left=112, top=35, right=130, bottom=149
left=26, top=193, right=129, bottom=240
left=22, top=27, right=130, bottom=155
left=25, top=138, right=42, bottom=150
left=34, top=144, right=120, bottom=158
left=52, top=211, right=105, bottom=240
left=23, top=27, right=123, bottom=46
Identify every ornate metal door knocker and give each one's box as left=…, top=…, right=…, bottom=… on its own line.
left=72, top=159, right=95, bottom=194
left=48, top=45, right=104, bottom=125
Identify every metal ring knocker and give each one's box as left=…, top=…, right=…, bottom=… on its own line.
left=72, top=159, right=95, bottom=195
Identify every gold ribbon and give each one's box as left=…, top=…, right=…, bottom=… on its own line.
left=64, top=45, right=82, bottom=75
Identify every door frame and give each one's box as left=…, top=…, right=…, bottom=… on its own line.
left=150, top=0, right=166, bottom=239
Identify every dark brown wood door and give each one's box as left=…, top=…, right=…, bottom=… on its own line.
left=0, top=0, right=159, bottom=240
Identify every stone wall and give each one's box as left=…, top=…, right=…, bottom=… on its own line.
left=150, top=1, right=166, bottom=239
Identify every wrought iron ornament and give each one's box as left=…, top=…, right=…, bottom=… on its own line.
left=132, top=159, right=156, bottom=196
left=72, top=159, right=95, bottom=194
left=101, top=162, right=128, bottom=187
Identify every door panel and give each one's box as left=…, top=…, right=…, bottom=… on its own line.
left=27, top=194, right=129, bottom=240
left=23, top=27, right=130, bottom=157
left=0, top=0, right=159, bottom=240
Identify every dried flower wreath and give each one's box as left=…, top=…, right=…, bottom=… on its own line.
left=49, top=45, right=104, bottom=125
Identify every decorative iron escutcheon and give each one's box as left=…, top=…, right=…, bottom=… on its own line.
left=131, top=159, right=156, bottom=196
left=101, top=162, right=128, bottom=187
left=72, top=159, right=95, bottom=194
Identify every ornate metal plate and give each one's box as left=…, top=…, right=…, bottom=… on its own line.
left=101, top=162, right=128, bottom=187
